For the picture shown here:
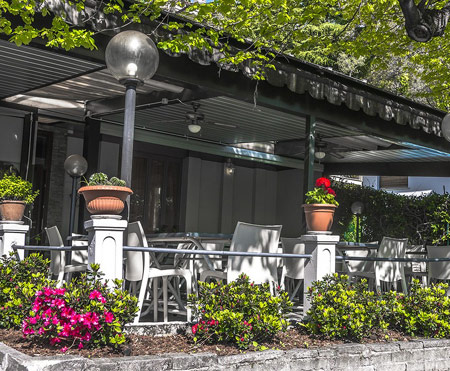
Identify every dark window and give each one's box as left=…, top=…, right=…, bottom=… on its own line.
left=130, top=155, right=182, bottom=234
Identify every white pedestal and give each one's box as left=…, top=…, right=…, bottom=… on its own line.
left=0, top=223, right=29, bottom=260
left=302, top=234, right=340, bottom=315
left=84, top=217, right=127, bottom=285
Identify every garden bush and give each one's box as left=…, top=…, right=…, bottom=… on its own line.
left=0, top=253, right=53, bottom=329
left=306, top=275, right=450, bottom=341
left=305, top=274, right=389, bottom=341
left=385, top=280, right=450, bottom=338
left=22, top=264, right=138, bottom=352
left=189, top=274, right=292, bottom=349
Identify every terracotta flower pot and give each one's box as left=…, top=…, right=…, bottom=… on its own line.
left=0, top=200, right=26, bottom=221
left=302, top=203, right=337, bottom=232
left=78, top=185, right=133, bottom=215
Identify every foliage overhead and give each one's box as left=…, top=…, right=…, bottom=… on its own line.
left=2, top=0, right=450, bottom=108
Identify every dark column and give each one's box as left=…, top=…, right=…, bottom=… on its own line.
left=20, top=113, right=37, bottom=181
left=301, top=115, right=316, bottom=234
left=79, top=118, right=101, bottom=232
left=20, top=113, right=37, bottom=248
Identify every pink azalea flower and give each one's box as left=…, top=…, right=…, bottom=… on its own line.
left=50, top=337, right=61, bottom=346
left=61, top=346, right=68, bottom=353
left=104, top=312, right=114, bottom=323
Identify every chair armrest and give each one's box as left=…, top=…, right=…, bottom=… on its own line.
left=200, top=270, right=226, bottom=282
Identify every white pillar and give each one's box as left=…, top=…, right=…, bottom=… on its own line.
left=84, top=216, right=127, bottom=285
left=302, top=234, right=339, bottom=314
left=0, top=223, right=29, bottom=260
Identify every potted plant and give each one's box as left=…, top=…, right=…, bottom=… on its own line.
left=0, top=174, right=39, bottom=221
left=302, top=177, right=339, bottom=232
left=78, top=173, right=133, bottom=215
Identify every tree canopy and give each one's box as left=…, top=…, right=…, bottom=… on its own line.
left=2, top=0, right=450, bottom=109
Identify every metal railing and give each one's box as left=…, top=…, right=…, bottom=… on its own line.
left=11, top=244, right=450, bottom=264
left=11, top=244, right=313, bottom=260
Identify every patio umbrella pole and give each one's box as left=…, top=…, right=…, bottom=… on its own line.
left=120, top=80, right=138, bottom=219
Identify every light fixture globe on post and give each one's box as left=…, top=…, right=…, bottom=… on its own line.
left=105, top=30, right=159, bottom=217
left=351, top=201, right=364, bottom=243
left=64, top=154, right=88, bottom=240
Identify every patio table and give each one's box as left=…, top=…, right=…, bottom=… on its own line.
left=146, top=233, right=233, bottom=272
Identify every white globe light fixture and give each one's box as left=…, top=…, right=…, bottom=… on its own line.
left=64, top=154, right=88, bottom=242
left=105, top=31, right=159, bottom=217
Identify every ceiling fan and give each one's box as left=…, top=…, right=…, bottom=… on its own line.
left=183, top=102, right=239, bottom=134
left=274, top=134, right=374, bottom=160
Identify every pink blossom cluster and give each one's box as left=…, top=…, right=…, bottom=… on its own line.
left=22, top=287, right=115, bottom=352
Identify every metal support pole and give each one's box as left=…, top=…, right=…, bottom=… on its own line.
left=120, top=81, right=138, bottom=219
left=356, top=215, right=360, bottom=243
left=68, top=176, right=77, bottom=239
left=301, top=115, right=316, bottom=234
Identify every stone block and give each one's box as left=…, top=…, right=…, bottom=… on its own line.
left=422, top=339, right=450, bottom=349
left=169, top=353, right=217, bottom=370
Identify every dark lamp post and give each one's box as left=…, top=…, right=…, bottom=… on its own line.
left=64, top=154, right=88, bottom=238
left=351, top=201, right=364, bottom=243
left=105, top=31, right=159, bottom=218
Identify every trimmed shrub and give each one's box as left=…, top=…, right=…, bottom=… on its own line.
left=306, top=275, right=450, bottom=341
left=0, top=253, right=53, bottom=329
left=385, top=280, right=450, bottom=338
left=22, top=264, right=138, bottom=352
left=189, top=274, right=292, bottom=349
left=305, top=274, right=389, bottom=341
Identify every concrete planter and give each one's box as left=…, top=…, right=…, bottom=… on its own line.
left=2, top=338, right=450, bottom=370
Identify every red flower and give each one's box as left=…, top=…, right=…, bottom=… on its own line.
left=326, top=188, right=336, bottom=196
left=315, top=177, right=331, bottom=188
left=192, top=323, right=199, bottom=334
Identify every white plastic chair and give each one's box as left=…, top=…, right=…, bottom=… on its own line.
left=200, top=222, right=282, bottom=288
left=427, top=246, right=450, bottom=290
left=343, top=238, right=408, bottom=294
left=280, top=238, right=305, bottom=301
left=404, top=244, right=427, bottom=286
left=45, top=226, right=88, bottom=288
left=374, top=237, right=408, bottom=294
left=125, top=222, right=192, bottom=323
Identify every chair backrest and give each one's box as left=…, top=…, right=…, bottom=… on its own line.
left=427, top=246, right=450, bottom=281
left=375, top=237, right=408, bottom=282
left=125, top=221, right=149, bottom=282
left=45, top=226, right=65, bottom=276
left=343, top=242, right=378, bottom=273
left=281, top=238, right=305, bottom=280
left=227, top=222, right=282, bottom=285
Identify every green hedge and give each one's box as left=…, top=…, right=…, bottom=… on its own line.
left=306, top=274, right=450, bottom=341
left=331, top=181, right=450, bottom=245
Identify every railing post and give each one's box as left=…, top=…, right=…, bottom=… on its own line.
left=302, top=234, right=340, bottom=314
left=84, top=216, right=127, bottom=285
left=0, top=223, right=29, bottom=260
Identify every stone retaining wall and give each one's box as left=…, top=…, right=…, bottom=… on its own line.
left=2, top=338, right=450, bottom=370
